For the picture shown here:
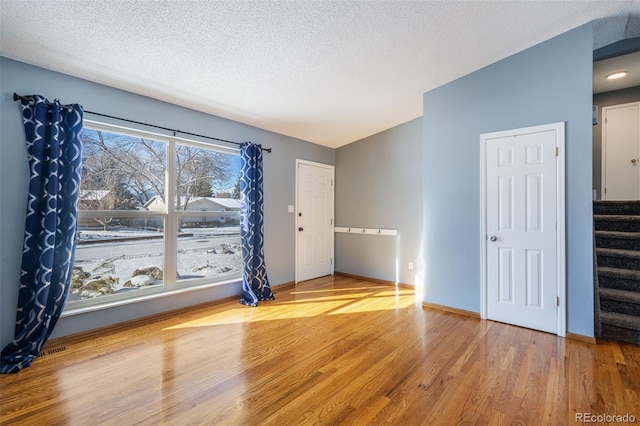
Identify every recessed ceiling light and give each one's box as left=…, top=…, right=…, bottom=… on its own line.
left=607, top=71, right=627, bottom=80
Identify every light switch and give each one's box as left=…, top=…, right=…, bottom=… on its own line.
left=288, top=205, right=294, bottom=213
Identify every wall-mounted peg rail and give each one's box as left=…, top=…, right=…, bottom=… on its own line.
left=334, top=227, right=397, bottom=236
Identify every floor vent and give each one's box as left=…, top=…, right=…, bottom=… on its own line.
left=39, top=346, right=68, bottom=357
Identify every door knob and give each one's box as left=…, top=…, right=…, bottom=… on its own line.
left=298, top=227, right=304, bottom=231
left=632, top=159, right=637, bottom=164
left=490, top=235, right=497, bottom=242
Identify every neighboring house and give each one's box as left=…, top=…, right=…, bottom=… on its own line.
left=144, top=195, right=241, bottom=225
left=77, top=190, right=114, bottom=229
left=78, top=189, right=111, bottom=210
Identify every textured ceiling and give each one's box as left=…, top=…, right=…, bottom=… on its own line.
left=1, top=1, right=639, bottom=148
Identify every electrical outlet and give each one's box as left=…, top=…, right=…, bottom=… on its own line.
left=408, top=262, right=414, bottom=270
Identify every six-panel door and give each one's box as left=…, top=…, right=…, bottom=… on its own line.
left=486, top=129, right=558, bottom=333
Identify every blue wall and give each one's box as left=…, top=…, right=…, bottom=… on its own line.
left=335, top=118, right=423, bottom=285
left=0, top=21, right=598, bottom=345
left=423, top=24, right=594, bottom=336
left=0, top=57, right=334, bottom=345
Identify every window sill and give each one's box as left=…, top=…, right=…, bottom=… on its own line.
left=61, top=277, right=242, bottom=317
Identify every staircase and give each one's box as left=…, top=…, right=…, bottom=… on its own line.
left=594, top=200, right=640, bottom=345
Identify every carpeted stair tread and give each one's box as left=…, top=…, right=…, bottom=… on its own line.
left=600, top=312, right=640, bottom=331
left=594, top=214, right=640, bottom=222
left=596, top=247, right=640, bottom=259
left=594, top=200, right=640, bottom=215
left=595, top=230, right=640, bottom=240
left=600, top=288, right=640, bottom=304
left=597, top=267, right=640, bottom=280
left=595, top=231, right=640, bottom=249
left=594, top=216, right=640, bottom=232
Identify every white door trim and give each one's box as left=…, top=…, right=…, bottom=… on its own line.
left=480, top=122, right=566, bottom=337
left=295, top=159, right=335, bottom=284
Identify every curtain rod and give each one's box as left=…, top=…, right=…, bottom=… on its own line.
left=12, top=93, right=272, bottom=153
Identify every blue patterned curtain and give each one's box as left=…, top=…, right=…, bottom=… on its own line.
left=0, top=95, right=83, bottom=374
left=239, top=142, right=274, bottom=306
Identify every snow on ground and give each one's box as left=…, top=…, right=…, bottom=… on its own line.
left=70, top=226, right=242, bottom=301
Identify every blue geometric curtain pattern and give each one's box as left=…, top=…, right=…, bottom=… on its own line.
left=0, top=95, right=83, bottom=374
left=239, top=142, right=274, bottom=306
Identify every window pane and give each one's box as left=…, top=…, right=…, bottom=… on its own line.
left=80, top=129, right=166, bottom=211
left=174, top=145, right=238, bottom=209
left=177, top=212, right=242, bottom=283
left=71, top=216, right=165, bottom=301
left=172, top=144, right=243, bottom=283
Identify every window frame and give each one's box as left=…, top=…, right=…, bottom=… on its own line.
left=65, top=120, right=242, bottom=313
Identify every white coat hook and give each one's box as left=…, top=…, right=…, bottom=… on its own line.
left=333, top=227, right=396, bottom=236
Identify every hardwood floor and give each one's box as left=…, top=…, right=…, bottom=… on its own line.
left=1, top=275, right=639, bottom=425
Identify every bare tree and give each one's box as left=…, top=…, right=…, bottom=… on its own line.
left=175, top=145, right=231, bottom=210
left=80, top=129, right=233, bottom=216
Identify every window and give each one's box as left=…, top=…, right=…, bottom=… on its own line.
left=68, top=121, right=242, bottom=309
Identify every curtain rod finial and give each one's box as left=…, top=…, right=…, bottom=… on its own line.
left=12, top=92, right=20, bottom=101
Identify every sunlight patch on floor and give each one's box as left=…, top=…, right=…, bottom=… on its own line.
left=164, top=291, right=416, bottom=329
left=328, top=295, right=415, bottom=315
left=290, top=286, right=385, bottom=294
left=374, top=289, right=414, bottom=297
left=164, top=300, right=352, bottom=328
left=278, top=292, right=374, bottom=303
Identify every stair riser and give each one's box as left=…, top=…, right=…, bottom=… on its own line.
left=601, top=324, right=640, bottom=345
left=598, top=275, right=640, bottom=292
left=595, top=237, right=640, bottom=250
left=594, top=202, right=640, bottom=215
left=597, top=255, right=640, bottom=270
left=594, top=220, right=640, bottom=232
left=600, top=299, right=640, bottom=316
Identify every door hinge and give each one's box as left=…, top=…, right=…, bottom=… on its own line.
left=330, top=258, right=333, bottom=265
left=605, top=188, right=607, bottom=194
left=555, top=147, right=559, bottom=157
left=605, top=117, right=607, bottom=124
left=331, top=218, right=333, bottom=225
left=556, top=296, right=560, bottom=306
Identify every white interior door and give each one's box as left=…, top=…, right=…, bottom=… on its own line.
left=602, top=102, right=640, bottom=200
left=481, top=123, right=565, bottom=335
left=296, top=160, right=334, bottom=283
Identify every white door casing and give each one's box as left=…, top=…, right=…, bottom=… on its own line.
left=601, top=102, right=640, bottom=200
left=480, top=122, right=566, bottom=336
left=295, top=160, right=335, bottom=283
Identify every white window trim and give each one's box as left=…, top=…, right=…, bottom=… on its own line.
left=62, top=277, right=241, bottom=317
